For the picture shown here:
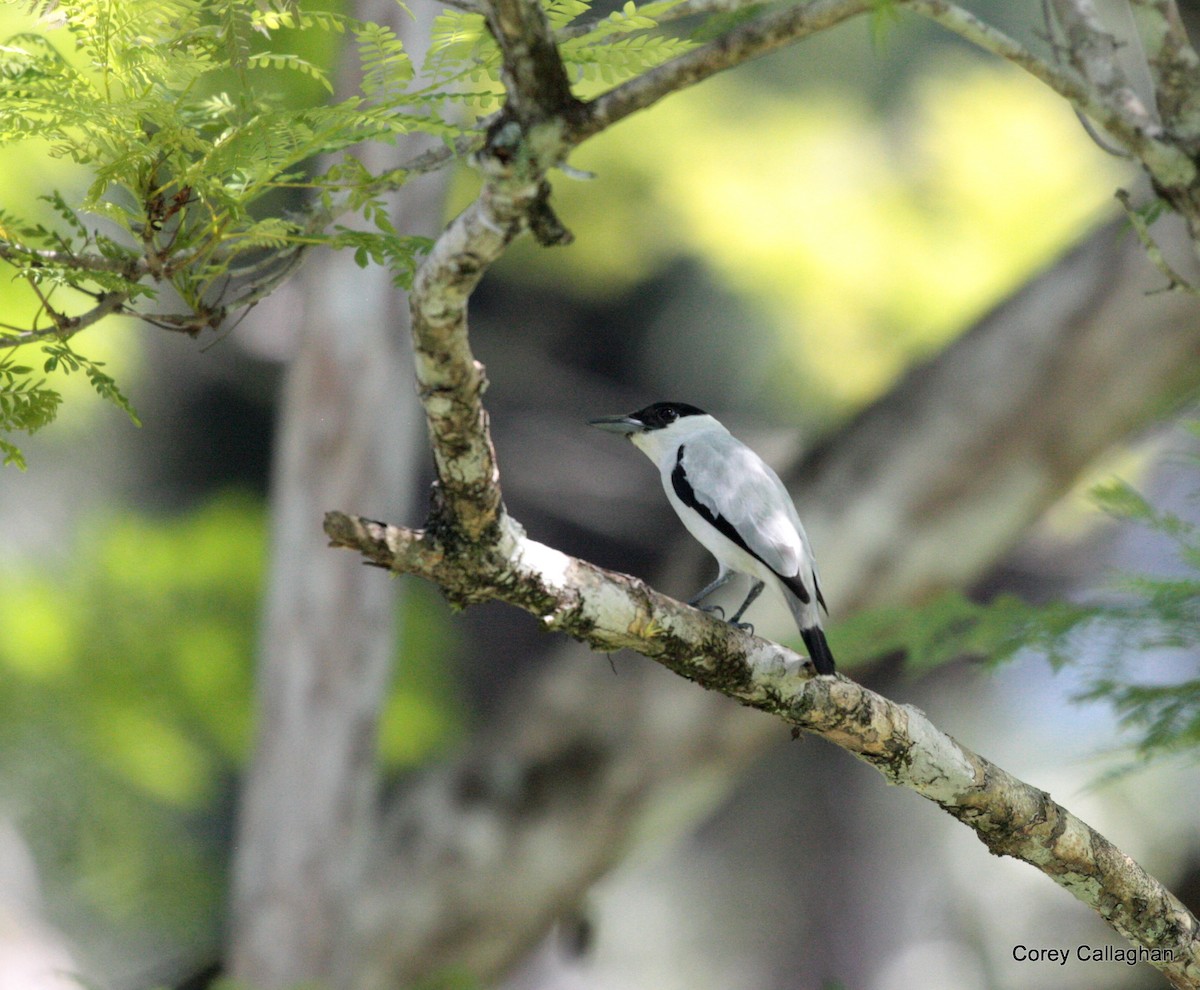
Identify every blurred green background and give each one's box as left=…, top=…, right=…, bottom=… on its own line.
left=0, top=1, right=1184, bottom=988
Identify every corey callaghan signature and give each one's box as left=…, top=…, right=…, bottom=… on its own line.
left=1012, top=945, right=1174, bottom=967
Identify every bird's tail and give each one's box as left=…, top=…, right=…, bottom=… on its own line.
left=800, top=626, right=836, bottom=675
left=785, top=591, right=836, bottom=674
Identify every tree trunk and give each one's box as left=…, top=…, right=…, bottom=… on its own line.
left=227, top=2, right=448, bottom=985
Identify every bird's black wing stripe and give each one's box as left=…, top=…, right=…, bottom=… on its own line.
left=671, top=445, right=811, bottom=605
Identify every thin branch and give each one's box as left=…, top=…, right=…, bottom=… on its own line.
left=569, top=0, right=1193, bottom=193
left=0, top=292, right=129, bottom=348
left=325, top=509, right=1200, bottom=988
left=904, top=0, right=1196, bottom=188
left=1046, top=0, right=1158, bottom=124
left=1128, top=0, right=1200, bottom=142
left=556, top=0, right=764, bottom=41
left=0, top=242, right=143, bottom=277
left=1041, top=0, right=1133, bottom=157
left=1116, top=188, right=1200, bottom=294
left=572, top=0, right=873, bottom=142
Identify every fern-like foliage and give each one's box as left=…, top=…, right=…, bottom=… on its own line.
left=0, top=354, right=62, bottom=470
left=1069, top=474, right=1200, bottom=762
left=0, top=0, right=708, bottom=463
left=836, top=454, right=1200, bottom=766
left=0, top=0, right=445, bottom=463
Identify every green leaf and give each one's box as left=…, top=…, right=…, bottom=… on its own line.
left=868, top=0, right=901, bottom=49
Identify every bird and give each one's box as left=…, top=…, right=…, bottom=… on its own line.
left=590, top=401, right=836, bottom=675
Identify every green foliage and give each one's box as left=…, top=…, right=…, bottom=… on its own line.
left=0, top=352, right=62, bottom=468
left=0, top=0, right=436, bottom=322
left=0, top=0, right=707, bottom=459
left=558, top=0, right=695, bottom=91
left=836, top=463, right=1200, bottom=765
left=834, top=590, right=1098, bottom=675
left=1068, top=475, right=1200, bottom=760
left=0, top=297, right=141, bottom=468
left=42, top=337, right=140, bottom=424
left=867, top=0, right=901, bottom=50
left=0, top=493, right=462, bottom=934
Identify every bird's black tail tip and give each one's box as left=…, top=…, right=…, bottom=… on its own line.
left=800, top=626, right=836, bottom=675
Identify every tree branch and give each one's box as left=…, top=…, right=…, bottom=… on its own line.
left=568, top=0, right=1199, bottom=198
left=1128, top=0, right=1200, bottom=144
left=485, top=0, right=581, bottom=121
left=325, top=510, right=1200, bottom=987
left=0, top=290, right=130, bottom=347
left=320, top=0, right=1200, bottom=978
left=407, top=176, right=524, bottom=542
left=906, top=0, right=1195, bottom=187
left=572, top=0, right=873, bottom=142
left=322, top=207, right=1200, bottom=988
left=1046, top=0, right=1159, bottom=125
left=0, top=242, right=141, bottom=276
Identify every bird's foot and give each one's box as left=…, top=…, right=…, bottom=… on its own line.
left=730, top=619, right=754, bottom=635
left=696, top=604, right=725, bottom=619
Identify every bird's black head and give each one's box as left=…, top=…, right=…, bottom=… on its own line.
left=589, top=401, right=707, bottom=438
left=628, top=402, right=707, bottom=431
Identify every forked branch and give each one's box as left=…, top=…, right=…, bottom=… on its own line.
left=326, top=4, right=1200, bottom=985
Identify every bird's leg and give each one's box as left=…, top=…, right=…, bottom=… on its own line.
left=728, top=580, right=765, bottom=631
left=688, top=570, right=733, bottom=618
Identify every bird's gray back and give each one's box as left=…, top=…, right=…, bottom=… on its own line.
left=671, top=429, right=810, bottom=580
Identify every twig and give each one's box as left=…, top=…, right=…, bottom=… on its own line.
left=0, top=292, right=129, bottom=348
left=572, top=0, right=872, bottom=142
left=1116, top=188, right=1200, bottom=295
left=555, top=0, right=763, bottom=41
left=1046, top=0, right=1157, bottom=124
left=1127, top=0, right=1200, bottom=142
left=0, top=242, right=143, bottom=276
left=1041, top=0, right=1133, bottom=157
left=905, top=0, right=1194, bottom=187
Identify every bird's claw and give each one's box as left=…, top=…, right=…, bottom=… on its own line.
left=730, top=620, right=754, bottom=635
left=696, top=604, right=725, bottom=620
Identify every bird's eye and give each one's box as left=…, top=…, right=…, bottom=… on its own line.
left=662, top=407, right=678, bottom=423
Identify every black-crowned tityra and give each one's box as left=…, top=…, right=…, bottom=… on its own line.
left=591, top=401, right=835, bottom=675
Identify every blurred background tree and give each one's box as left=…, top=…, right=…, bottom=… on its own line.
left=1, top=1, right=1200, bottom=989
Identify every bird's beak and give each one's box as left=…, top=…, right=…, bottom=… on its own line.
left=588, top=415, right=644, bottom=436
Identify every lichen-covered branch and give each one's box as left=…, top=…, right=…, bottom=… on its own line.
left=905, top=0, right=1200, bottom=233
left=1128, top=0, right=1200, bottom=143
left=486, top=0, right=581, bottom=121
left=1048, top=0, right=1158, bottom=123
left=406, top=0, right=578, bottom=541
left=325, top=509, right=1200, bottom=988
left=909, top=0, right=1196, bottom=186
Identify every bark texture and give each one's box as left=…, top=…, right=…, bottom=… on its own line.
left=227, top=3, right=448, bottom=986
left=246, top=0, right=1200, bottom=987
left=327, top=204, right=1200, bottom=990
